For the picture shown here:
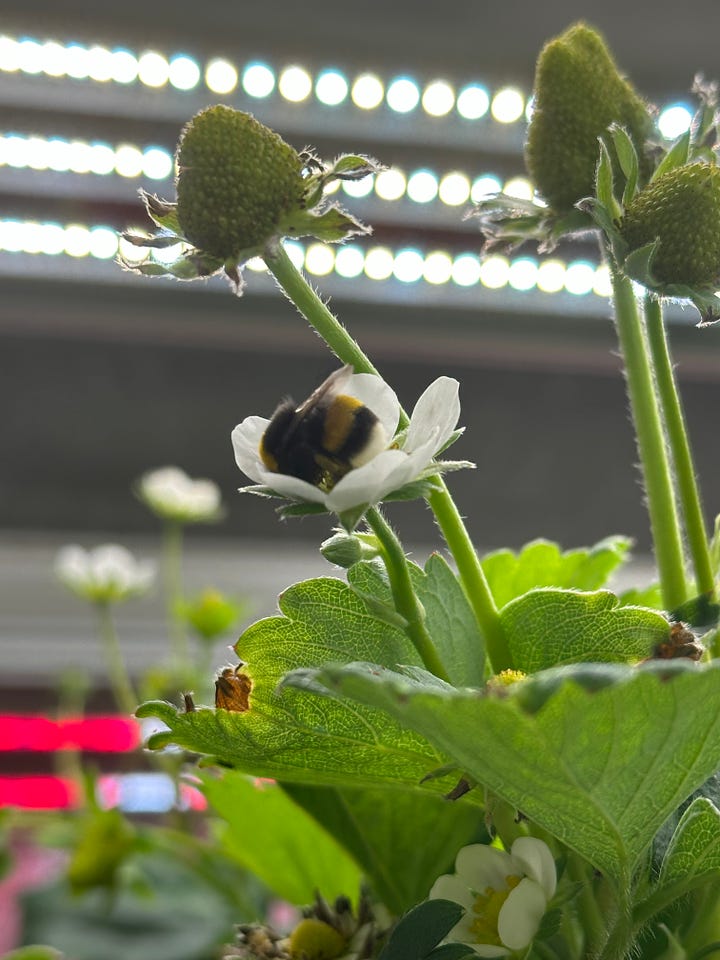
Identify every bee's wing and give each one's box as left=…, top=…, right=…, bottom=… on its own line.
left=295, top=364, right=354, bottom=415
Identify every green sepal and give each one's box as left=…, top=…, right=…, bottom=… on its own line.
left=337, top=504, right=371, bottom=532
left=651, top=131, right=691, bottom=183
left=669, top=592, right=720, bottom=629
left=622, top=239, right=661, bottom=286
left=330, top=154, right=384, bottom=180
left=138, top=189, right=182, bottom=234
left=119, top=248, right=225, bottom=282
left=609, top=124, right=640, bottom=206
left=348, top=585, right=410, bottom=630
left=120, top=231, right=185, bottom=249
left=277, top=502, right=330, bottom=519
left=595, top=139, right=623, bottom=221
left=284, top=204, right=371, bottom=243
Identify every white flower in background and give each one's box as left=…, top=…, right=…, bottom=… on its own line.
left=55, top=544, right=156, bottom=604
left=137, top=466, right=222, bottom=523
left=231, top=371, right=464, bottom=518
left=429, top=838, right=557, bottom=956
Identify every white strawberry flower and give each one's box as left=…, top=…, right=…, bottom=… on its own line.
left=429, top=838, right=557, bottom=956
left=55, top=544, right=156, bottom=604
left=138, top=466, right=222, bottom=523
left=231, top=371, right=466, bottom=524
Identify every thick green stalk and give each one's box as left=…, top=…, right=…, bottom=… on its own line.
left=264, top=242, right=511, bottom=672
left=644, top=295, right=715, bottom=600
left=96, top=601, right=138, bottom=715
left=366, top=506, right=450, bottom=681
left=610, top=269, right=687, bottom=610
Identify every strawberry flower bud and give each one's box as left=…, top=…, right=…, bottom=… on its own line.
left=526, top=22, right=653, bottom=214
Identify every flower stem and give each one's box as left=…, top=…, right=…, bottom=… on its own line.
left=264, top=242, right=511, bottom=672
left=365, top=506, right=450, bottom=681
left=644, top=295, right=716, bottom=602
left=163, top=520, right=189, bottom=671
left=610, top=268, right=687, bottom=610
left=95, top=601, right=138, bottom=715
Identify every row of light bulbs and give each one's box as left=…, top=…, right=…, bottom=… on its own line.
left=0, top=131, right=534, bottom=206
left=0, top=217, right=610, bottom=298
left=0, top=34, right=694, bottom=137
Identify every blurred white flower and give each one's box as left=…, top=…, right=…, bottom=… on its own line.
left=137, top=466, right=222, bottom=523
left=231, top=371, right=463, bottom=519
left=55, top=544, right=156, bottom=604
left=429, top=838, right=557, bottom=956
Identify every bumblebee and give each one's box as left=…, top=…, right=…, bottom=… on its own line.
left=259, top=365, right=388, bottom=491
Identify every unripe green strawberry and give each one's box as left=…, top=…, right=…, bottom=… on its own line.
left=176, top=105, right=305, bottom=260
left=621, top=163, right=720, bottom=287
left=526, top=23, right=653, bottom=213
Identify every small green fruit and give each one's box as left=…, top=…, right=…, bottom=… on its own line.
left=621, top=163, right=720, bottom=287
left=526, top=22, right=653, bottom=213
left=288, top=918, right=346, bottom=960
left=176, top=105, right=304, bottom=260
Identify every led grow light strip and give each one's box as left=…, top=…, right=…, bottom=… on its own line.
left=0, top=773, right=206, bottom=812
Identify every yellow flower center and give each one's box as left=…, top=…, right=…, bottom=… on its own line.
left=468, top=874, right=522, bottom=945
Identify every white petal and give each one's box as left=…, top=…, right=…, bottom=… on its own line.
left=511, top=838, right=557, bottom=900
left=405, top=377, right=460, bottom=455
left=55, top=545, right=90, bottom=586
left=428, top=873, right=475, bottom=911
left=325, top=449, right=409, bottom=512
left=256, top=468, right=329, bottom=506
left=497, top=878, right=547, bottom=951
left=455, top=844, right=515, bottom=894
left=345, top=373, right=400, bottom=439
left=232, top=416, right=271, bottom=483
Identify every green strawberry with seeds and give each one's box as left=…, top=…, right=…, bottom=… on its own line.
left=526, top=22, right=654, bottom=213
left=621, top=162, right=720, bottom=288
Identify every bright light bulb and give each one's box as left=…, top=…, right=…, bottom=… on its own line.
left=278, top=65, right=312, bottom=102
left=17, top=39, right=43, bottom=74
left=169, top=55, right=200, bottom=90
left=111, top=50, right=138, bottom=84
left=315, top=69, right=348, bottom=105
left=21, top=221, right=45, bottom=254
left=351, top=73, right=384, bottom=110
left=88, top=144, right=116, bottom=175
left=242, top=63, right=275, bottom=98
left=393, top=249, right=424, bottom=283
left=0, top=37, right=21, bottom=72
left=439, top=172, right=470, bottom=206
left=471, top=175, right=502, bottom=202
left=424, top=251, right=453, bottom=285
left=0, top=219, right=23, bottom=251
left=456, top=84, right=490, bottom=119
left=138, top=51, right=169, bottom=87
left=386, top=77, right=420, bottom=113
left=115, top=145, right=144, bottom=178
left=536, top=259, right=566, bottom=293
left=342, top=176, right=374, bottom=198
left=335, top=245, right=365, bottom=278
left=46, top=139, right=71, bottom=172
left=503, top=176, right=533, bottom=200
left=452, top=254, right=481, bottom=287
left=508, top=258, right=538, bottom=291
left=305, top=243, right=335, bottom=276
left=39, top=223, right=66, bottom=255
left=593, top=264, right=612, bottom=298
left=4, top=135, right=29, bottom=169
left=479, top=255, right=510, bottom=289
left=68, top=141, right=92, bottom=174
left=205, top=58, right=237, bottom=94
left=64, top=225, right=91, bottom=257
left=117, top=235, right=147, bottom=263
left=364, top=246, right=394, bottom=280
left=245, top=257, right=267, bottom=272
left=89, top=227, right=119, bottom=259
left=422, top=80, right=455, bottom=117
left=40, top=42, right=67, bottom=77
left=491, top=87, right=525, bottom=123
left=143, top=147, right=173, bottom=180
left=64, top=44, right=90, bottom=79
left=407, top=170, right=438, bottom=204
left=658, top=104, right=692, bottom=140
left=283, top=240, right=305, bottom=269
left=564, top=261, right=596, bottom=296
left=87, top=46, right=115, bottom=82
left=26, top=137, right=49, bottom=171
left=375, top=168, right=406, bottom=201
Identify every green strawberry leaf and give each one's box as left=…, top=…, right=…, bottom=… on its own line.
left=136, top=576, right=471, bottom=799
left=658, top=797, right=720, bottom=894
left=201, top=771, right=362, bottom=905
left=500, top=588, right=670, bottom=672
left=481, top=536, right=631, bottom=609
left=292, top=659, right=720, bottom=889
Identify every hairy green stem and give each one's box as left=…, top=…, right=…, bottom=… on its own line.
left=644, top=295, right=715, bottom=601
left=264, top=242, right=511, bottom=672
left=366, top=506, right=450, bottom=681
left=610, top=269, right=687, bottom=610
left=163, top=520, right=189, bottom=670
left=565, top=853, right=606, bottom=955
left=96, top=601, right=138, bottom=715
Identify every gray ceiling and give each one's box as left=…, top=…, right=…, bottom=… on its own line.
left=6, top=0, right=719, bottom=99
